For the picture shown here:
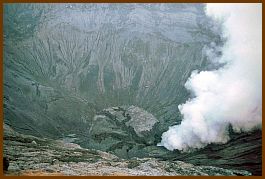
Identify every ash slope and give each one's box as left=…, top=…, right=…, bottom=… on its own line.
left=4, top=3, right=216, bottom=139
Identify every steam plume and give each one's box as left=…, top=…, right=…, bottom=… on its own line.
left=158, top=3, right=262, bottom=151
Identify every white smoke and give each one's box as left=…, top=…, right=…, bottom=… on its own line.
left=158, top=3, right=262, bottom=152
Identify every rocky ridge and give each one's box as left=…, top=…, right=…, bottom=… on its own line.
left=3, top=125, right=251, bottom=176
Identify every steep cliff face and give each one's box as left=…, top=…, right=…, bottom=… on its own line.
left=4, top=3, right=218, bottom=139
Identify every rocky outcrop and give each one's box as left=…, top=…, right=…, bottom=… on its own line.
left=3, top=126, right=251, bottom=176
left=125, top=106, right=159, bottom=137
left=84, top=106, right=158, bottom=158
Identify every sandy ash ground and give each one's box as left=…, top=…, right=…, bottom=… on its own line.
left=3, top=124, right=251, bottom=176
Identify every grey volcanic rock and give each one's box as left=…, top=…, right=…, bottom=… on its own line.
left=85, top=106, right=159, bottom=158
left=3, top=126, right=251, bottom=176
left=125, top=106, right=158, bottom=137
